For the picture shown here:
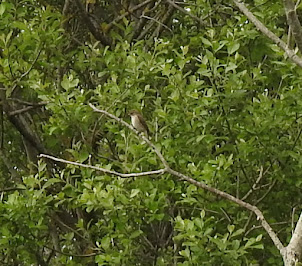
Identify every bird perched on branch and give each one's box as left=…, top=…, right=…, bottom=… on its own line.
left=128, top=110, right=150, bottom=138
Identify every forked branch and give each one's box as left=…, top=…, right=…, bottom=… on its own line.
left=233, top=0, right=302, bottom=68
left=87, top=103, right=284, bottom=254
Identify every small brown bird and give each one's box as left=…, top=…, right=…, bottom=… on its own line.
left=128, top=110, right=150, bottom=137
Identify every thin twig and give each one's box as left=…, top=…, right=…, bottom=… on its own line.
left=255, top=179, right=277, bottom=205
left=52, top=213, right=88, bottom=241
left=220, top=207, right=232, bottom=223
left=106, top=0, right=154, bottom=32
left=165, top=0, right=207, bottom=26
left=7, top=98, right=48, bottom=106
left=242, top=165, right=265, bottom=200
left=39, top=154, right=166, bottom=178
left=44, top=245, right=100, bottom=257
left=150, top=5, right=174, bottom=40
left=141, top=15, right=173, bottom=34
left=245, top=221, right=290, bottom=236
left=11, top=48, right=42, bottom=93
left=20, top=49, right=42, bottom=80
left=8, top=105, right=44, bottom=116
left=62, top=0, right=70, bottom=16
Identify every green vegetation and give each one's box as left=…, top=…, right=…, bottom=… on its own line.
left=0, top=0, right=302, bottom=265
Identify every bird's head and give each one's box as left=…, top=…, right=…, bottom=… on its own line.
left=128, top=110, right=140, bottom=116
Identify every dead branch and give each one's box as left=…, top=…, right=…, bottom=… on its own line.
left=106, top=0, right=154, bottom=32
left=233, top=0, right=302, bottom=68
left=165, top=0, right=207, bottom=26
left=8, top=105, right=45, bottom=116
left=39, top=154, right=166, bottom=178
left=7, top=98, right=48, bottom=106
left=74, top=0, right=111, bottom=46
left=283, top=0, right=302, bottom=52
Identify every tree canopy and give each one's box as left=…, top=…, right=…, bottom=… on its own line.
left=1, top=0, right=302, bottom=265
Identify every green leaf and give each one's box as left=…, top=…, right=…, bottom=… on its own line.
left=228, top=42, right=240, bottom=54
left=101, top=236, right=111, bottom=250
left=130, top=189, right=140, bottom=198
left=201, top=37, right=212, bottom=47
left=130, top=230, right=143, bottom=239
left=232, top=229, right=244, bottom=237
left=0, top=4, right=6, bottom=16
left=42, top=178, right=62, bottom=189
left=225, top=62, right=237, bottom=73
left=61, top=75, right=79, bottom=91
left=79, top=150, right=89, bottom=162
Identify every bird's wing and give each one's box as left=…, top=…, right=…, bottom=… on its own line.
left=138, top=115, right=150, bottom=135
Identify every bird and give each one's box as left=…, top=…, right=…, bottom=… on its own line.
left=128, top=110, right=150, bottom=137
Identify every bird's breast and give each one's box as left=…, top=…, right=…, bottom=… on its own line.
left=131, top=115, right=144, bottom=132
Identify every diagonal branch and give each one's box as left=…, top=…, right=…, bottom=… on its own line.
left=283, top=0, right=302, bottom=52
left=88, top=103, right=284, bottom=255
left=8, top=104, right=46, bottom=116
left=11, top=48, right=42, bottom=93
left=286, top=211, right=302, bottom=262
left=74, top=0, right=111, bottom=46
left=149, top=5, right=174, bottom=39
left=106, top=0, right=154, bottom=32
left=7, top=98, right=48, bottom=106
left=233, top=0, right=302, bottom=68
left=141, top=15, right=173, bottom=34
left=19, top=49, right=42, bottom=80
left=89, top=103, right=170, bottom=168
left=165, top=0, right=207, bottom=26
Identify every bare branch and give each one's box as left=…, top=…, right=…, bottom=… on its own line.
left=0, top=187, right=25, bottom=193
left=137, top=13, right=158, bottom=40
left=141, top=15, right=173, bottom=34
left=10, top=48, right=42, bottom=93
left=285, top=211, right=302, bottom=263
left=52, top=213, right=88, bottom=241
left=39, top=154, right=166, bottom=178
left=19, top=49, right=42, bottom=80
left=7, top=98, right=48, bottom=106
left=255, top=179, right=277, bottom=205
left=89, top=103, right=285, bottom=254
left=283, top=0, right=302, bottom=52
left=106, top=0, right=154, bottom=32
left=44, top=245, right=100, bottom=257
left=8, top=105, right=45, bottom=116
left=245, top=221, right=290, bottom=236
left=165, top=0, right=207, bottom=26
left=62, top=0, right=70, bottom=16
left=233, top=0, right=302, bottom=68
left=74, top=0, right=111, bottom=46
left=149, top=5, right=174, bottom=39
left=242, top=166, right=265, bottom=200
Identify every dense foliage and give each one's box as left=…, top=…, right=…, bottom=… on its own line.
left=0, top=0, right=302, bottom=265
